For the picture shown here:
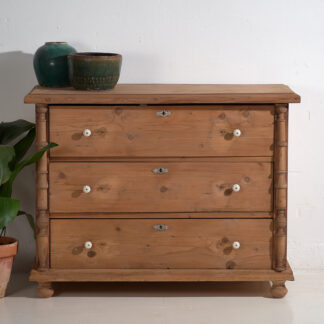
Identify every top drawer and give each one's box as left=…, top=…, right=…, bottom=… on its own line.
left=49, top=105, right=274, bottom=158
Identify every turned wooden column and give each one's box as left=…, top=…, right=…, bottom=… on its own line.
left=35, top=104, right=53, bottom=297
left=273, top=104, right=288, bottom=272
left=35, top=104, right=50, bottom=269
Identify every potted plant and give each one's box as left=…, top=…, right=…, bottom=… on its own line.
left=0, top=120, right=57, bottom=297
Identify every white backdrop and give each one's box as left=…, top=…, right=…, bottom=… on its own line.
left=1, top=0, right=323, bottom=271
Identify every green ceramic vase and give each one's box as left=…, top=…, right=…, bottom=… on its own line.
left=33, top=42, right=77, bottom=87
left=68, top=53, right=122, bottom=90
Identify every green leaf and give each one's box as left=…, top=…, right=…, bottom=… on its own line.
left=18, top=210, right=36, bottom=239
left=0, top=142, right=58, bottom=197
left=13, top=128, right=36, bottom=164
left=0, top=120, right=35, bottom=145
left=0, top=145, right=15, bottom=185
left=0, top=197, right=20, bottom=229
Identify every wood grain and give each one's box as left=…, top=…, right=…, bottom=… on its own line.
left=30, top=263, right=294, bottom=282
left=49, top=105, right=274, bottom=158
left=35, top=104, right=50, bottom=269
left=26, top=84, right=299, bottom=298
left=273, top=105, right=288, bottom=271
left=50, top=156, right=274, bottom=163
left=49, top=211, right=273, bottom=219
left=50, top=219, right=273, bottom=269
left=24, top=84, right=301, bottom=104
left=49, top=162, right=273, bottom=213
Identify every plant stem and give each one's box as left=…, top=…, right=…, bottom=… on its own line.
left=0, top=227, right=6, bottom=237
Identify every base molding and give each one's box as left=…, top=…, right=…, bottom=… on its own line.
left=30, top=262, right=294, bottom=283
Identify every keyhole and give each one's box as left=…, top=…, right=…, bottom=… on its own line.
left=159, top=168, right=163, bottom=173
left=159, top=225, right=163, bottom=230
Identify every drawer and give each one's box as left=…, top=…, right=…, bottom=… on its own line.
left=49, top=105, right=274, bottom=157
left=50, top=219, right=273, bottom=269
left=49, top=162, right=272, bottom=213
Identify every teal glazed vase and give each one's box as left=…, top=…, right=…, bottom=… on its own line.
left=33, top=42, right=77, bottom=87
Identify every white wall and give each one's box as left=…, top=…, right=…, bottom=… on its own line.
left=1, top=0, right=323, bottom=271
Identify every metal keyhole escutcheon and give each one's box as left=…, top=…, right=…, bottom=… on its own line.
left=153, top=224, right=169, bottom=231
left=152, top=167, right=169, bottom=174
left=156, top=110, right=172, bottom=117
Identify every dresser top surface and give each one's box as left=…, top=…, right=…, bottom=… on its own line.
left=24, top=84, right=300, bottom=105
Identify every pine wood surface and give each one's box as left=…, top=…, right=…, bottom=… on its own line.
left=29, top=262, right=294, bottom=282
left=49, top=211, right=273, bottom=219
left=35, top=104, right=50, bottom=270
left=50, top=156, right=274, bottom=162
left=24, top=84, right=300, bottom=104
left=273, top=105, right=288, bottom=271
left=49, top=105, right=274, bottom=158
left=25, top=84, right=300, bottom=298
left=50, top=219, right=272, bottom=270
left=271, top=280, right=288, bottom=298
left=37, top=282, right=54, bottom=298
left=49, top=162, right=273, bottom=213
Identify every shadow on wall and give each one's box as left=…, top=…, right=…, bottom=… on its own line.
left=0, top=51, right=38, bottom=273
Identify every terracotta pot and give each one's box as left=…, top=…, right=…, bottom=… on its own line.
left=0, top=237, right=18, bottom=298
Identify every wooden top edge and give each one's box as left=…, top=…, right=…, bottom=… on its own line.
left=24, top=84, right=301, bottom=104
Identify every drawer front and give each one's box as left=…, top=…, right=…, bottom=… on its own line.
left=49, top=162, right=272, bottom=213
left=49, top=106, right=274, bottom=157
left=50, top=219, right=273, bottom=269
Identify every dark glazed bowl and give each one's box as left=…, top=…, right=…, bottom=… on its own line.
left=68, top=52, right=122, bottom=90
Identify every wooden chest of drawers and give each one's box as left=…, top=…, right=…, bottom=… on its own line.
left=25, top=84, right=300, bottom=298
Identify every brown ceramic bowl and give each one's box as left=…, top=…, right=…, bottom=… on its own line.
left=68, top=52, right=122, bottom=90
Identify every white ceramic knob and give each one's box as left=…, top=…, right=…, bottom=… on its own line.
left=84, top=241, right=92, bottom=249
left=83, top=185, right=91, bottom=194
left=233, top=129, right=242, bottom=137
left=232, top=184, right=241, bottom=192
left=232, top=241, right=240, bottom=249
left=83, top=129, right=92, bottom=137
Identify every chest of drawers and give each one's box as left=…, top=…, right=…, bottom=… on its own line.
left=25, top=84, right=300, bottom=298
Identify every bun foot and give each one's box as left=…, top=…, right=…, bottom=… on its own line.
left=37, top=282, right=54, bottom=298
left=271, top=280, right=288, bottom=298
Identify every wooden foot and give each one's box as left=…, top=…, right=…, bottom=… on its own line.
left=271, top=280, right=288, bottom=298
left=37, top=282, right=54, bottom=298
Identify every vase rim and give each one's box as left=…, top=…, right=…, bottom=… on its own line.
left=45, top=42, right=68, bottom=45
left=68, top=52, right=122, bottom=60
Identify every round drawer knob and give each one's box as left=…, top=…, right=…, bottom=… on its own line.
left=233, top=129, right=242, bottom=137
left=84, top=241, right=92, bottom=249
left=232, top=184, right=241, bottom=192
left=232, top=241, right=240, bottom=249
left=83, top=185, right=91, bottom=194
left=83, top=129, right=92, bottom=137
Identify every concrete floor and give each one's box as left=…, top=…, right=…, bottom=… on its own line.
left=0, top=271, right=323, bottom=324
